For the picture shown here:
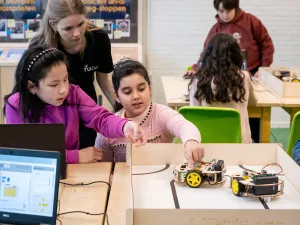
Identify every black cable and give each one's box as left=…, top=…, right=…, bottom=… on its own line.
left=59, top=181, right=111, bottom=191
left=57, top=212, right=109, bottom=225
left=58, top=211, right=106, bottom=216
left=270, top=131, right=278, bottom=143
left=57, top=183, right=111, bottom=225
left=56, top=218, right=62, bottom=225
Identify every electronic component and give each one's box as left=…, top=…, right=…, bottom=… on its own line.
left=252, top=174, right=279, bottom=195
left=215, top=160, right=224, bottom=171
left=279, top=68, right=290, bottom=77
left=173, top=159, right=227, bottom=188
left=215, top=160, right=225, bottom=182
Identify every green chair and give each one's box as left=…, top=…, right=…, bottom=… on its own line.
left=177, top=106, right=242, bottom=143
left=287, top=111, right=300, bottom=156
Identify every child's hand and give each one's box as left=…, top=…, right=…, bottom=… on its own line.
left=183, top=70, right=196, bottom=79
left=184, top=140, right=205, bottom=168
left=78, top=147, right=103, bottom=163
left=123, top=121, right=147, bottom=147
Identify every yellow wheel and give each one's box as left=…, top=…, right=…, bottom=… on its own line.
left=231, top=177, right=245, bottom=196
left=292, top=79, right=300, bottom=82
left=185, top=170, right=203, bottom=188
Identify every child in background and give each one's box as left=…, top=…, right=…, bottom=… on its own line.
left=95, top=59, right=204, bottom=167
left=189, top=33, right=257, bottom=143
left=187, top=0, right=274, bottom=78
left=186, top=0, right=274, bottom=143
left=4, top=46, right=146, bottom=164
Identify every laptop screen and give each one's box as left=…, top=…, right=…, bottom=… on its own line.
left=0, top=148, right=60, bottom=225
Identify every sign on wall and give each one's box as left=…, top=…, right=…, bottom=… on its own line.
left=0, top=0, right=137, bottom=43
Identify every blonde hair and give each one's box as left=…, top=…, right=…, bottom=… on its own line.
left=31, top=0, right=98, bottom=49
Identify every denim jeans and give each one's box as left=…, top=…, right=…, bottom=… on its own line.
left=292, top=140, right=300, bottom=165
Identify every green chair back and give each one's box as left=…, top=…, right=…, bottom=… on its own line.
left=287, top=111, right=300, bottom=156
left=177, top=106, right=242, bottom=143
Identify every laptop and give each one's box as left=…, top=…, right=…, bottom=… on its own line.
left=0, top=147, right=60, bottom=225
left=0, top=124, right=66, bottom=179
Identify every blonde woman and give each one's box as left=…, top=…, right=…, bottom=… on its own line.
left=30, top=0, right=115, bottom=149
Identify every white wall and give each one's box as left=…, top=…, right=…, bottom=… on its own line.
left=147, top=0, right=300, bottom=128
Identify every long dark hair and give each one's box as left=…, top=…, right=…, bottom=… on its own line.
left=194, top=33, right=245, bottom=104
left=3, top=45, right=68, bottom=123
left=112, top=59, right=151, bottom=112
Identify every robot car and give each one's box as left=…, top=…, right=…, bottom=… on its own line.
left=230, top=169, right=284, bottom=201
left=173, top=159, right=226, bottom=188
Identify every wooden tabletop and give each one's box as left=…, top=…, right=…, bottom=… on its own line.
left=259, top=81, right=300, bottom=107
left=57, top=163, right=112, bottom=225
left=107, top=163, right=131, bottom=225
left=161, top=76, right=282, bottom=108
left=258, top=67, right=300, bottom=107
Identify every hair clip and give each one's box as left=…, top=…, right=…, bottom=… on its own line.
left=27, top=48, right=56, bottom=77
left=113, top=56, right=133, bottom=69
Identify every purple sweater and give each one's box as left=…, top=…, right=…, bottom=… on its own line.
left=5, top=84, right=128, bottom=164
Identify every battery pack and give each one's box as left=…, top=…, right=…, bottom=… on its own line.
left=252, top=174, right=279, bottom=195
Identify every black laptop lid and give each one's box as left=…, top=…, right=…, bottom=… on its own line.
left=0, top=124, right=66, bottom=179
left=0, top=147, right=60, bottom=225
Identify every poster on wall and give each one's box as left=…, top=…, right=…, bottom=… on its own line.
left=0, top=0, right=42, bottom=19
left=0, top=0, right=137, bottom=43
left=116, top=19, right=130, bottom=37
left=84, top=0, right=130, bottom=19
left=0, top=19, right=7, bottom=37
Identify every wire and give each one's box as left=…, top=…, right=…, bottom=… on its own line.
left=261, top=163, right=283, bottom=175
left=59, top=181, right=111, bottom=191
left=56, top=218, right=62, bottom=225
left=238, top=165, right=259, bottom=174
left=57, top=212, right=109, bottom=225
left=270, top=131, right=278, bottom=143
left=239, top=163, right=283, bottom=175
left=56, top=185, right=111, bottom=225
left=58, top=211, right=106, bottom=216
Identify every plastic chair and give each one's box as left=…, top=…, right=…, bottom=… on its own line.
left=287, top=111, right=300, bottom=156
left=177, top=106, right=242, bottom=143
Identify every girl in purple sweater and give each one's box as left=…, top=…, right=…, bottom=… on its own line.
left=95, top=59, right=205, bottom=167
left=3, top=46, right=146, bottom=164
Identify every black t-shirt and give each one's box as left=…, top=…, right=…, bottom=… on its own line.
left=58, top=29, right=114, bottom=102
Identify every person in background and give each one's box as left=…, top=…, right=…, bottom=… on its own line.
left=95, top=59, right=205, bottom=168
left=292, top=140, right=300, bottom=165
left=187, top=0, right=274, bottom=78
left=189, top=33, right=257, bottom=143
left=188, top=0, right=273, bottom=143
left=4, top=46, right=146, bottom=164
left=30, top=0, right=115, bottom=149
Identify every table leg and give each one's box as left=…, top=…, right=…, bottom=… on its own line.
left=260, top=107, right=271, bottom=143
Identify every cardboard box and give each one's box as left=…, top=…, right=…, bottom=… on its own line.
left=124, top=143, right=300, bottom=225
left=259, top=67, right=300, bottom=97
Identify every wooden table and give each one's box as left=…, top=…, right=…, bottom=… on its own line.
left=258, top=81, right=300, bottom=124
left=161, top=76, right=283, bottom=143
left=57, top=163, right=112, bottom=225
left=106, top=163, right=131, bottom=225
left=258, top=67, right=300, bottom=124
